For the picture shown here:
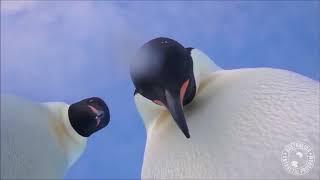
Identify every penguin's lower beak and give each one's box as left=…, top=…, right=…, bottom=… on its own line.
left=165, top=89, right=190, bottom=139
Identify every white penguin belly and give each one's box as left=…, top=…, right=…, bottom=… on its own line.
left=1, top=95, right=68, bottom=179
left=142, top=68, right=319, bottom=179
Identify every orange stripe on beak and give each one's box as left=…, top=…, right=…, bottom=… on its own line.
left=88, top=105, right=101, bottom=127
left=179, top=79, right=190, bottom=105
left=153, top=100, right=165, bottom=106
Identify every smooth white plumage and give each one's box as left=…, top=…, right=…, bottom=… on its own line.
left=135, top=49, right=319, bottom=179
left=1, top=95, right=87, bottom=179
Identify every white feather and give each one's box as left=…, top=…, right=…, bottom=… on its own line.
left=135, top=50, right=320, bottom=179
left=1, top=95, right=87, bottom=179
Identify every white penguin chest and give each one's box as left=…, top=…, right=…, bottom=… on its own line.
left=1, top=96, right=68, bottom=179
left=142, top=68, right=319, bottom=179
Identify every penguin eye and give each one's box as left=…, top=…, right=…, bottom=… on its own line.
left=88, top=99, right=94, bottom=103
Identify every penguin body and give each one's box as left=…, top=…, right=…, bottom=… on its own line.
left=1, top=95, right=109, bottom=179
left=140, top=68, right=319, bottom=179
left=131, top=37, right=319, bottom=179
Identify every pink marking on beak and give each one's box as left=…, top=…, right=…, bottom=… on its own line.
left=153, top=100, right=165, bottom=106
left=88, top=105, right=101, bottom=127
left=179, top=79, right=190, bottom=105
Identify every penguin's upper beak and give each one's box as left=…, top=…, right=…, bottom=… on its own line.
left=164, top=89, right=190, bottom=139
left=88, top=105, right=105, bottom=127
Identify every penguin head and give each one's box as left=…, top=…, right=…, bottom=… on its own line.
left=68, top=97, right=110, bottom=137
left=130, top=37, right=197, bottom=139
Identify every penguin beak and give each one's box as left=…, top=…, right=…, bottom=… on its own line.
left=164, top=89, right=190, bottom=139
left=88, top=105, right=105, bottom=127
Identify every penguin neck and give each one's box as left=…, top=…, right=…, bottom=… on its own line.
left=134, top=94, right=168, bottom=133
left=190, top=48, right=222, bottom=93
left=43, top=102, right=87, bottom=168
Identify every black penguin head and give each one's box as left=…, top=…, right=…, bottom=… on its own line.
left=130, top=37, right=197, bottom=139
left=68, top=97, right=110, bottom=137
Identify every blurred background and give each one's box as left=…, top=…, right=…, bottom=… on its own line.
left=1, top=1, right=319, bottom=179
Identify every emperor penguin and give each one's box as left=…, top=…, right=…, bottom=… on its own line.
left=130, top=37, right=319, bottom=179
left=1, top=94, right=110, bottom=179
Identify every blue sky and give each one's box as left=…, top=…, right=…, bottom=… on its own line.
left=1, top=1, right=319, bottom=179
